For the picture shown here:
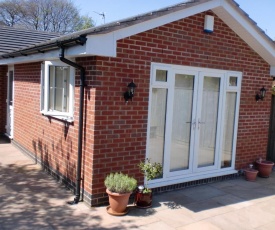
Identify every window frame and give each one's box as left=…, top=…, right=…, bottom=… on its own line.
left=40, top=60, right=75, bottom=122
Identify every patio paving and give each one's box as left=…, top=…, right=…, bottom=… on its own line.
left=1, top=137, right=275, bottom=229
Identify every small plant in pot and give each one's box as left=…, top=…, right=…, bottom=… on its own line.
left=135, top=158, right=163, bottom=208
left=244, top=164, right=258, bottom=182
left=104, top=172, right=137, bottom=216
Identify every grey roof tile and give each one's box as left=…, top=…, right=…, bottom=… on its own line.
left=0, top=25, right=60, bottom=55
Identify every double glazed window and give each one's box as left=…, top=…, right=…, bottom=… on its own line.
left=49, top=66, right=70, bottom=112
left=41, top=61, right=75, bottom=121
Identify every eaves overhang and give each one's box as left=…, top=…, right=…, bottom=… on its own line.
left=213, top=0, right=275, bottom=66
left=100, top=0, right=275, bottom=67
left=1, top=0, right=275, bottom=74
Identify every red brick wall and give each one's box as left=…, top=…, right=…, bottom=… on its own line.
left=0, top=65, right=7, bottom=134
left=13, top=63, right=79, bottom=185
left=83, top=11, right=271, bottom=204
left=12, top=11, right=272, bottom=206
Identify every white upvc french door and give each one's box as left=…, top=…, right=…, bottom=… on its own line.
left=166, top=69, right=224, bottom=177
left=192, top=72, right=224, bottom=172
left=164, top=69, right=198, bottom=177
left=147, top=63, right=242, bottom=187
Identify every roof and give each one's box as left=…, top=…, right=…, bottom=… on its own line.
left=1, top=0, right=275, bottom=69
left=0, top=25, right=60, bottom=55
left=0, top=0, right=201, bottom=58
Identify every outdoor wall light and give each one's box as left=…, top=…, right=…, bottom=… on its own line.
left=255, top=86, right=266, bottom=101
left=124, top=80, right=137, bottom=103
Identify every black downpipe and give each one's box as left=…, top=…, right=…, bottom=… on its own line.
left=59, top=47, right=85, bottom=204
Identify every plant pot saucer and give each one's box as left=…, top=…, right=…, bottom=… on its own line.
left=106, top=205, right=129, bottom=216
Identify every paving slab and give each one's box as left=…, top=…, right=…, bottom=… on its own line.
left=1, top=138, right=275, bottom=229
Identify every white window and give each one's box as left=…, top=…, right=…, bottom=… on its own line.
left=41, top=60, right=75, bottom=122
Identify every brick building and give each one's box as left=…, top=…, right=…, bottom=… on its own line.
left=1, top=0, right=275, bottom=206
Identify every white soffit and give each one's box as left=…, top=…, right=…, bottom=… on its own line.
left=213, top=0, right=275, bottom=66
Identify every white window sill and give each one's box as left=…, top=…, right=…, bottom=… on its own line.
left=41, top=111, right=74, bottom=123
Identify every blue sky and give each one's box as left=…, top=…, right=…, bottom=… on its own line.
left=73, top=0, right=275, bottom=39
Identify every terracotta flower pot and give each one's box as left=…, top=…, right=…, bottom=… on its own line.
left=256, top=160, right=274, bottom=178
left=106, top=189, right=131, bottom=216
left=244, top=168, right=258, bottom=181
left=135, top=191, right=153, bottom=208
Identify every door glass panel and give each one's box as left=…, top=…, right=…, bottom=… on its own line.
left=198, top=77, right=220, bottom=168
left=156, top=70, right=167, bottom=82
left=229, top=76, right=238, bottom=86
left=221, top=92, right=237, bottom=168
left=149, top=88, right=167, bottom=169
left=170, top=74, right=194, bottom=171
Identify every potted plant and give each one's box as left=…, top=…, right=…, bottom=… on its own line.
left=135, top=158, right=163, bottom=208
left=255, top=158, right=274, bottom=178
left=104, top=172, right=137, bottom=216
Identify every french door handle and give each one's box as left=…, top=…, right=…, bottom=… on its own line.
left=186, top=120, right=196, bottom=129
left=198, top=119, right=205, bottom=129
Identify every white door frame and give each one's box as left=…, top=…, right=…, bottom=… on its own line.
left=5, top=65, right=14, bottom=139
left=147, top=63, right=242, bottom=188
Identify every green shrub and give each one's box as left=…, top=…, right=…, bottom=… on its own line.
left=138, top=158, right=163, bottom=193
left=104, top=172, right=137, bottom=194
left=138, top=158, right=163, bottom=181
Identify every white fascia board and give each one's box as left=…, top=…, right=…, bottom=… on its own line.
left=214, top=0, right=275, bottom=65
left=270, top=66, right=275, bottom=76
left=0, top=44, right=86, bottom=65
left=114, top=0, right=221, bottom=41
left=64, top=44, right=87, bottom=58
left=86, top=33, right=116, bottom=57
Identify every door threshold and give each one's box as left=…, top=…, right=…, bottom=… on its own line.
left=149, top=169, right=238, bottom=188
left=4, top=133, right=13, bottom=139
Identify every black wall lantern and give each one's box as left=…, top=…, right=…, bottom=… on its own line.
left=124, top=81, right=137, bottom=103
left=255, top=86, right=266, bottom=101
